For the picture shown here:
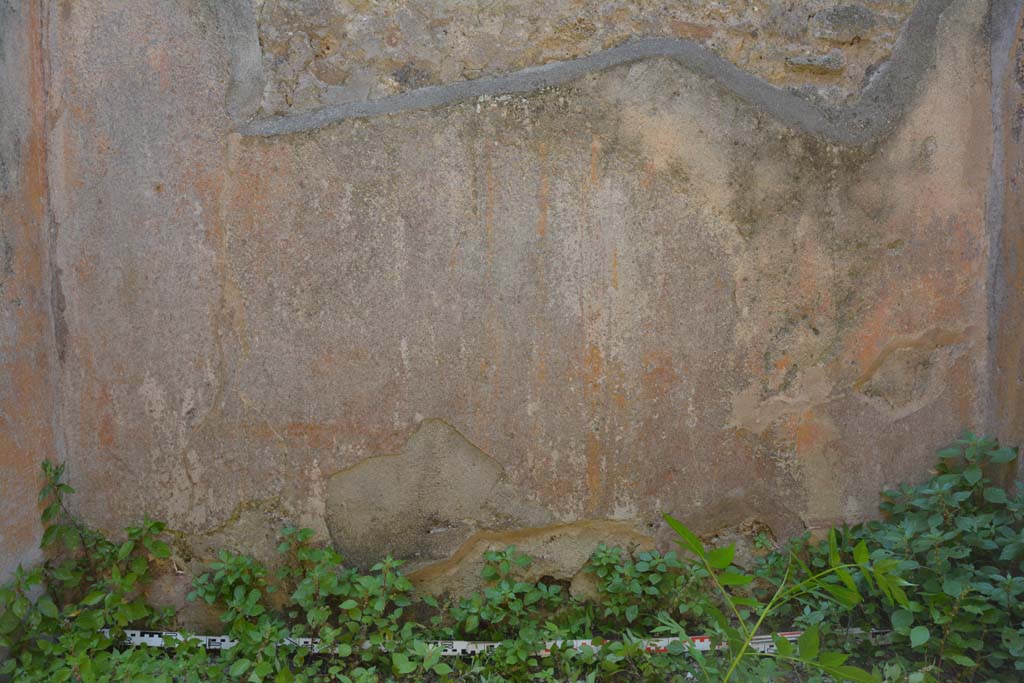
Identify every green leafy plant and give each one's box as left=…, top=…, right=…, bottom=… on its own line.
left=659, top=514, right=907, bottom=683
left=444, top=546, right=566, bottom=642
left=0, top=461, right=176, bottom=682
left=812, top=432, right=1024, bottom=682
left=3, top=433, right=1023, bottom=682
left=585, top=543, right=709, bottom=632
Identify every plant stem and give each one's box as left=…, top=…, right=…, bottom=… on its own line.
left=701, top=557, right=750, bottom=640
left=776, top=563, right=864, bottom=605
left=722, top=559, right=792, bottom=683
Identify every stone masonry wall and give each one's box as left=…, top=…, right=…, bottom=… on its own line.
left=256, top=0, right=914, bottom=114
left=1, top=0, right=1023, bottom=618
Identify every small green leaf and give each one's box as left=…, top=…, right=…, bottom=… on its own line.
left=717, top=570, right=754, bottom=586
left=41, top=501, right=59, bottom=523
left=910, top=626, right=930, bottom=648
left=123, top=599, right=148, bottom=622
left=829, top=664, right=879, bottom=683
left=823, top=583, right=861, bottom=608
left=250, top=661, right=273, bottom=682
left=75, top=609, right=103, bottom=630
left=624, top=604, right=638, bottom=623
left=963, top=465, right=982, bottom=485
left=82, top=591, right=106, bottom=606
left=798, top=625, right=820, bottom=661
left=942, top=578, right=963, bottom=597
left=984, top=487, right=1008, bottom=504
left=433, top=663, right=453, bottom=676
left=828, top=529, right=841, bottom=568
left=0, top=610, right=20, bottom=634
left=147, top=540, right=171, bottom=559
left=60, top=525, right=80, bottom=550
left=706, top=545, right=735, bottom=570
left=663, top=514, right=704, bottom=557
left=79, top=657, right=96, bottom=683
left=853, top=541, right=869, bottom=567
left=772, top=634, right=795, bottom=657
left=819, top=652, right=849, bottom=667
left=730, top=596, right=759, bottom=607
left=891, top=609, right=913, bottom=632
left=40, top=525, right=60, bottom=548
left=37, top=595, right=58, bottom=619
left=229, top=659, right=252, bottom=677
left=392, top=652, right=417, bottom=675
left=948, top=653, right=975, bottom=667
left=987, top=446, right=1017, bottom=463
left=836, top=567, right=857, bottom=592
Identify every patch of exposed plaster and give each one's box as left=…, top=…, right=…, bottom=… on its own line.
left=325, top=419, right=554, bottom=569
left=854, top=327, right=968, bottom=415
left=794, top=410, right=843, bottom=528
left=730, top=365, right=833, bottom=435
left=151, top=498, right=287, bottom=632
left=178, top=498, right=286, bottom=567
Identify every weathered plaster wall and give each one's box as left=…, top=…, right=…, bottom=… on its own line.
left=3, top=0, right=1022, bottom=602
left=0, top=0, right=58, bottom=579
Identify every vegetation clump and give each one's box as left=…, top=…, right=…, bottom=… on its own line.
left=1, top=433, right=1021, bottom=682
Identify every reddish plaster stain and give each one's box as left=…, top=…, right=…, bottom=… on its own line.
left=641, top=160, right=656, bottom=189
left=589, top=134, right=601, bottom=187
left=582, top=343, right=604, bottom=392
left=640, top=351, right=679, bottom=399
left=670, top=20, right=714, bottom=40
left=484, top=145, right=496, bottom=271
left=98, top=413, right=116, bottom=448
left=537, top=142, right=548, bottom=238
left=146, top=43, right=172, bottom=92
left=0, top=0, right=56, bottom=574
left=795, top=410, right=827, bottom=457
left=849, top=297, right=896, bottom=374
left=585, top=431, right=603, bottom=512
left=243, top=420, right=395, bottom=453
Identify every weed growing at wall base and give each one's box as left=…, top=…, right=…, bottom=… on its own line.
left=777, top=433, right=1024, bottom=682
left=1, top=432, right=1021, bottom=682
